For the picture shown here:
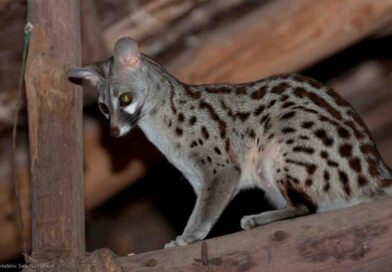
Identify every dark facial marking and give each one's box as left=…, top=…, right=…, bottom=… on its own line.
left=190, top=141, right=198, bottom=148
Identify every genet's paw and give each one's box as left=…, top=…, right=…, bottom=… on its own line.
left=240, top=215, right=258, bottom=230
left=164, top=235, right=188, bottom=249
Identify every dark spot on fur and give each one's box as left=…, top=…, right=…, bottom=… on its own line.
left=285, top=182, right=318, bottom=212
left=235, top=86, right=248, bottom=95
left=286, top=159, right=317, bottom=174
left=293, top=146, right=314, bottom=154
left=251, top=86, right=268, bottom=100
left=189, top=116, right=197, bottom=126
left=175, top=127, right=183, bottom=136
left=178, top=112, right=185, bottom=122
left=201, top=126, right=209, bottom=140
left=280, top=95, right=290, bottom=102
left=367, top=158, right=379, bottom=177
left=337, top=126, right=350, bottom=139
left=286, top=139, right=294, bottom=145
left=338, top=170, right=351, bottom=196
left=271, top=82, right=290, bottom=94
left=200, top=100, right=227, bottom=138
left=327, top=160, right=339, bottom=167
left=254, top=105, right=265, bottom=116
left=320, top=151, right=329, bottom=159
left=314, top=129, right=333, bottom=146
left=184, top=85, right=202, bottom=99
left=207, top=156, right=212, bottom=163
left=349, top=157, right=362, bottom=173
left=357, top=175, right=368, bottom=187
left=305, top=179, right=313, bottom=187
left=293, top=87, right=342, bottom=120
left=282, top=127, right=296, bottom=134
left=214, top=147, right=222, bottom=155
left=268, top=99, right=277, bottom=108
left=280, top=111, right=296, bottom=120
left=190, top=141, right=198, bottom=148
left=248, top=129, right=256, bottom=139
left=282, top=102, right=296, bottom=109
left=301, top=121, right=314, bottom=129
left=339, top=144, right=353, bottom=158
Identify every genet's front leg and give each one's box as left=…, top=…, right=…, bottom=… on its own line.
left=164, top=167, right=240, bottom=248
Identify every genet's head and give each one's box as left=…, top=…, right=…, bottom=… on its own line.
left=68, top=37, right=156, bottom=137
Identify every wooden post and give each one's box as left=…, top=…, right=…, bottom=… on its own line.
left=25, top=0, right=84, bottom=259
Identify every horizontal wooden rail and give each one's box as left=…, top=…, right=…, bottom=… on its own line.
left=117, top=198, right=392, bottom=272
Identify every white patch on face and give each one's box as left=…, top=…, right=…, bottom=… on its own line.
left=119, top=124, right=131, bottom=137
left=124, top=101, right=138, bottom=115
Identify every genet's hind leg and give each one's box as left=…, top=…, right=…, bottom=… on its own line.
left=240, top=205, right=310, bottom=230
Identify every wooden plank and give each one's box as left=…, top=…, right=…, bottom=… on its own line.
left=167, top=0, right=392, bottom=84
left=24, top=0, right=84, bottom=258
left=117, top=198, right=392, bottom=271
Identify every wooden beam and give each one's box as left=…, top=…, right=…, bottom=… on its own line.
left=167, top=0, right=392, bottom=84
left=24, top=0, right=84, bottom=259
left=116, top=198, right=392, bottom=271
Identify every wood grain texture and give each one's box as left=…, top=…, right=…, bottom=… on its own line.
left=24, top=0, right=85, bottom=258
left=167, top=0, right=392, bottom=84
left=117, top=198, right=392, bottom=272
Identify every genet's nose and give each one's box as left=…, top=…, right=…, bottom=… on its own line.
left=110, top=127, right=120, bottom=137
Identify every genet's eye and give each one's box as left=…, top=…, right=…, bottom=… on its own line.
left=119, top=93, right=132, bottom=107
left=98, top=102, right=110, bottom=115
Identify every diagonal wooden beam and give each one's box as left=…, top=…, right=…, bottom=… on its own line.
left=167, top=0, right=392, bottom=84
left=116, top=198, right=392, bottom=272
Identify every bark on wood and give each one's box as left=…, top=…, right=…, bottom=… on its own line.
left=24, top=0, right=84, bottom=258
left=167, top=0, right=392, bottom=84
left=116, top=198, right=392, bottom=272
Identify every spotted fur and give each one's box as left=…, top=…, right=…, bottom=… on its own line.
left=69, top=38, right=392, bottom=249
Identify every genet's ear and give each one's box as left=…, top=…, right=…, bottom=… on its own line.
left=113, top=37, right=141, bottom=73
left=67, top=67, right=102, bottom=86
